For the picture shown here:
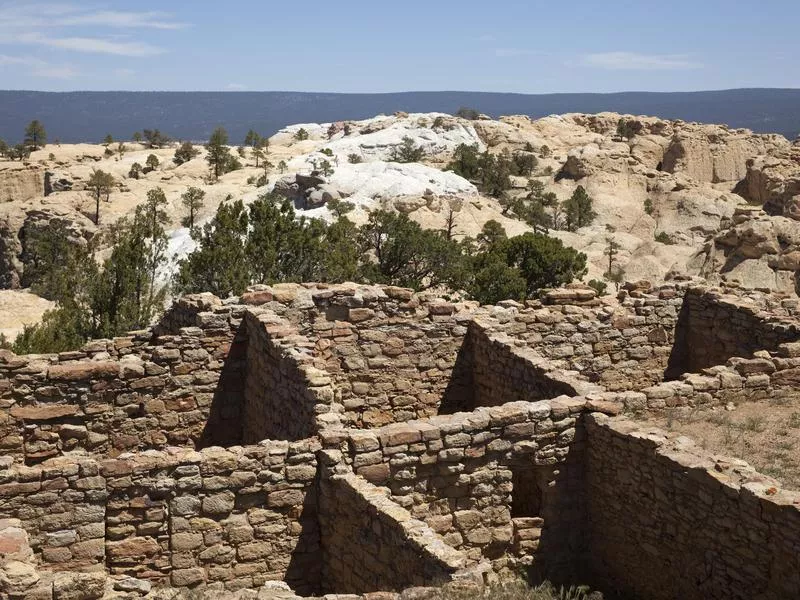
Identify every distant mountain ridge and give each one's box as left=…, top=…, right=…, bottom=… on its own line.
left=0, top=88, right=798, bottom=144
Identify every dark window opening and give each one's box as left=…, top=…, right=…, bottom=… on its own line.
left=512, top=467, right=545, bottom=518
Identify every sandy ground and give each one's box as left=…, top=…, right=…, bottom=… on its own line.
left=0, top=290, right=54, bottom=341
left=640, top=398, right=800, bottom=490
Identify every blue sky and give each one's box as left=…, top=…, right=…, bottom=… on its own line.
left=0, top=1, right=798, bottom=93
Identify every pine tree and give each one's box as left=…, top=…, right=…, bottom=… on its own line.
left=562, top=185, right=597, bottom=232
left=24, top=120, right=46, bottom=150
left=181, top=187, right=206, bottom=229
left=206, top=127, right=231, bottom=180
left=86, top=169, right=115, bottom=225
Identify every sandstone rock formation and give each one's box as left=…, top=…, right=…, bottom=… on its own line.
left=735, top=143, right=800, bottom=217
left=0, top=164, right=44, bottom=205
left=2, top=109, right=799, bottom=337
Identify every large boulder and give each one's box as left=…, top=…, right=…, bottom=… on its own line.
left=734, top=144, right=800, bottom=218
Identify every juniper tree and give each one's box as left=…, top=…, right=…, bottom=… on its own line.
left=142, top=129, right=169, bottom=148
left=24, top=120, right=46, bottom=150
left=206, top=127, right=231, bottom=180
left=181, top=187, right=206, bottom=229
left=562, top=185, right=597, bottom=232
left=173, top=141, right=199, bottom=165
left=86, top=169, right=115, bottom=225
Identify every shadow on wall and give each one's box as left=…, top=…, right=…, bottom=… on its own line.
left=664, top=300, right=690, bottom=380
left=439, top=331, right=475, bottom=415
left=199, top=320, right=249, bottom=448
left=665, top=291, right=800, bottom=380
left=439, top=324, right=579, bottom=415
left=513, top=422, right=589, bottom=588
left=285, top=487, right=323, bottom=595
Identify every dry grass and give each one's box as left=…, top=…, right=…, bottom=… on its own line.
left=643, top=397, right=800, bottom=490
left=442, top=581, right=600, bottom=600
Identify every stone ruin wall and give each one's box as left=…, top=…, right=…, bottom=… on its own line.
left=0, top=439, right=322, bottom=593
left=0, top=294, right=246, bottom=464
left=318, top=472, right=467, bottom=594
left=2, top=281, right=800, bottom=600
left=328, top=397, right=590, bottom=581
left=672, top=286, right=800, bottom=375
left=305, top=286, right=474, bottom=429
left=585, top=413, right=800, bottom=600
left=467, top=287, right=682, bottom=392
left=241, top=310, right=329, bottom=444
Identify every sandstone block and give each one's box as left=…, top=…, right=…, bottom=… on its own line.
left=48, top=361, right=119, bottom=381
left=53, top=572, right=105, bottom=600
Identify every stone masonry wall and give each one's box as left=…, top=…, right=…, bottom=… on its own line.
left=479, top=286, right=682, bottom=392
left=0, top=298, right=246, bottom=463
left=671, top=286, right=800, bottom=375
left=307, top=287, right=474, bottom=429
left=241, top=311, right=334, bottom=442
left=319, top=472, right=466, bottom=593
left=0, top=454, right=106, bottom=573
left=0, top=439, right=322, bottom=594
left=328, top=397, right=590, bottom=580
left=585, top=413, right=800, bottom=600
left=463, top=322, right=597, bottom=412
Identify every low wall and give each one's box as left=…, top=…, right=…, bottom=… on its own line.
left=0, top=301, right=245, bottom=463
left=608, top=340, right=800, bottom=413
left=461, top=323, right=597, bottom=413
left=241, top=311, right=334, bottom=442
left=585, top=413, right=800, bottom=600
left=319, top=473, right=466, bottom=593
left=331, top=398, right=590, bottom=579
left=670, top=286, right=800, bottom=375
left=0, top=439, right=322, bottom=594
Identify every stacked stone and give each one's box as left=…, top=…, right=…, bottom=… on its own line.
left=327, top=397, right=590, bottom=574
left=585, top=413, right=800, bottom=600
left=0, top=455, right=106, bottom=571
left=681, top=286, right=800, bottom=371
left=241, top=311, right=334, bottom=443
left=632, top=343, right=800, bottom=411
left=102, top=440, right=321, bottom=593
left=305, top=286, right=475, bottom=429
left=0, top=439, right=321, bottom=594
left=472, top=285, right=683, bottom=392
left=0, top=303, right=245, bottom=464
left=319, top=472, right=467, bottom=593
left=467, top=323, right=600, bottom=410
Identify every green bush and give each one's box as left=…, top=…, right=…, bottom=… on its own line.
left=588, top=279, right=608, bottom=296
left=654, top=231, right=674, bottom=244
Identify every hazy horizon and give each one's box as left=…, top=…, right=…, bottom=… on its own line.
left=2, top=86, right=800, bottom=95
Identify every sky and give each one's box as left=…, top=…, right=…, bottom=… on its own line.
left=0, top=1, right=798, bottom=94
